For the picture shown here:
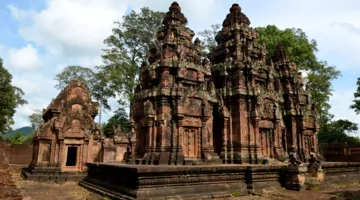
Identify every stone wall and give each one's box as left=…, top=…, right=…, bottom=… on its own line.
left=0, top=141, right=33, bottom=165
left=320, top=143, right=360, bottom=162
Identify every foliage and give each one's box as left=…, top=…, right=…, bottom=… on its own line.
left=318, top=119, right=360, bottom=145
left=6, top=132, right=28, bottom=144
left=28, top=109, right=44, bottom=129
left=198, top=24, right=341, bottom=127
left=350, top=77, right=360, bottom=115
left=0, top=58, right=27, bottom=134
left=102, top=107, right=129, bottom=137
left=197, top=24, right=221, bottom=57
left=97, top=7, right=165, bottom=108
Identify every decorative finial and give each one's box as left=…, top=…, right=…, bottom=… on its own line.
left=169, top=1, right=181, bottom=12
left=230, top=3, right=241, bottom=13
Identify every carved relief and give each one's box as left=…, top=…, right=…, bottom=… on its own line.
left=185, top=98, right=202, bottom=116
left=144, top=100, right=155, bottom=116
left=71, top=104, right=83, bottom=112
left=261, top=99, right=275, bottom=119
left=183, top=117, right=201, bottom=127
left=69, top=87, right=87, bottom=101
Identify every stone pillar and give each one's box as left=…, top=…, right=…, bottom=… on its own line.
left=176, top=117, right=184, bottom=164
left=58, top=140, right=64, bottom=169
left=143, top=116, right=155, bottom=163
left=252, top=115, right=262, bottom=163
left=155, top=97, right=172, bottom=164
left=201, top=116, right=221, bottom=163
left=220, top=117, right=229, bottom=162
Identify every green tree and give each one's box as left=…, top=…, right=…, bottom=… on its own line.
left=198, top=24, right=341, bottom=126
left=317, top=119, right=360, bottom=145
left=28, top=109, right=44, bottom=129
left=198, top=24, right=221, bottom=57
left=0, top=58, right=27, bottom=134
left=7, top=132, right=26, bottom=144
left=54, top=65, right=113, bottom=123
left=102, top=107, right=129, bottom=137
left=97, top=7, right=165, bottom=111
left=350, top=77, right=360, bottom=114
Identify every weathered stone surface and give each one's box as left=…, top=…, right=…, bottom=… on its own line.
left=22, top=80, right=104, bottom=181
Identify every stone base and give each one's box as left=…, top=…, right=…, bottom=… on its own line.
left=285, top=165, right=307, bottom=191
left=79, top=163, right=286, bottom=199
left=21, top=164, right=87, bottom=183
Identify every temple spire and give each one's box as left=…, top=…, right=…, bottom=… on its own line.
left=162, top=1, right=188, bottom=26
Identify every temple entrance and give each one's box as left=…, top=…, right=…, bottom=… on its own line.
left=212, top=105, right=223, bottom=155
left=259, top=128, right=274, bottom=157
left=183, top=128, right=197, bottom=158
left=66, top=146, right=78, bottom=166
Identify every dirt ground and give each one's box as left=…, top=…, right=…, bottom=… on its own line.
left=2, top=165, right=360, bottom=200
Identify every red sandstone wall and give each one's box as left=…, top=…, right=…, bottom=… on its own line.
left=320, top=144, right=360, bottom=162
left=0, top=142, right=33, bottom=165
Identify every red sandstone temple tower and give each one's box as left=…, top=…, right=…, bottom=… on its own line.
left=132, top=2, right=221, bottom=165
left=211, top=4, right=319, bottom=164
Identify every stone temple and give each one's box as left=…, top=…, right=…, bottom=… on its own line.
left=131, top=2, right=319, bottom=165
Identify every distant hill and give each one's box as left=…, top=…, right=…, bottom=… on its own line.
left=4, top=126, right=35, bottom=138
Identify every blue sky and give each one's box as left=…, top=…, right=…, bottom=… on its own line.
left=1, top=0, right=360, bottom=135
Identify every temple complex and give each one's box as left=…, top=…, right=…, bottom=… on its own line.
left=77, top=2, right=360, bottom=199
left=131, top=2, right=319, bottom=165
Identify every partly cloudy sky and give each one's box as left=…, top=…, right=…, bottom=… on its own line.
left=1, top=0, right=360, bottom=135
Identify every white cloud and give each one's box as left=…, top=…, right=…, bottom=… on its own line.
left=12, top=0, right=129, bottom=59
left=7, top=44, right=41, bottom=70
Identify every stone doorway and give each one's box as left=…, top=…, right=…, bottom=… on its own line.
left=183, top=128, right=197, bottom=158
left=66, top=146, right=78, bottom=166
left=259, top=128, right=274, bottom=157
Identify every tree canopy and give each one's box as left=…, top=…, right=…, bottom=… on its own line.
left=350, top=77, right=360, bottom=115
left=317, top=119, right=360, bottom=145
left=0, top=58, right=27, bottom=134
left=28, top=109, right=44, bottom=129
left=97, top=7, right=165, bottom=109
left=102, top=107, right=129, bottom=137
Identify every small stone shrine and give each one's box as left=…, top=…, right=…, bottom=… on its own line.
left=22, top=80, right=105, bottom=181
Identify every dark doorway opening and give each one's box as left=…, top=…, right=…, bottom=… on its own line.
left=212, top=104, right=223, bottom=155
left=66, top=146, right=77, bottom=166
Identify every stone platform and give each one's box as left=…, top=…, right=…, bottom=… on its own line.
left=21, top=164, right=87, bottom=183
left=79, top=162, right=360, bottom=200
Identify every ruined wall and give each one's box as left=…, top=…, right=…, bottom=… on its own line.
left=0, top=142, right=33, bottom=165
left=320, top=143, right=360, bottom=162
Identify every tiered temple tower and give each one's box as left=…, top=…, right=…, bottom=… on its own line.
left=132, top=2, right=221, bottom=164
left=131, top=2, right=319, bottom=165
left=211, top=3, right=319, bottom=163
